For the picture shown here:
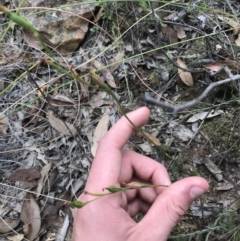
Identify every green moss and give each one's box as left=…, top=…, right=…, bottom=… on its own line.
left=202, top=115, right=240, bottom=156
left=171, top=154, right=183, bottom=181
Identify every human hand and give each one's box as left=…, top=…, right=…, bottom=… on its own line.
left=72, top=107, right=209, bottom=241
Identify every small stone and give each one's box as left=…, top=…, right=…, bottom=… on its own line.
left=15, top=0, right=95, bottom=53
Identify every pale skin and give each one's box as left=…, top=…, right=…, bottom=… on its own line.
left=73, top=107, right=209, bottom=241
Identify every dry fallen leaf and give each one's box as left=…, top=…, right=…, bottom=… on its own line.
left=22, top=30, right=43, bottom=50
left=7, top=234, right=24, bottom=241
left=0, top=114, right=8, bottom=135
left=22, top=101, right=41, bottom=127
left=217, top=15, right=240, bottom=35
left=80, top=76, right=90, bottom=99
left=43, top=168, right=59, bottom=192
left=176, top=25, right=186, bottom=39
left=109, top=52, right=124, bottom=73
left=177, top=58, right=194, bottom=86
left=8, top=168, right=41, bottom=182
left=47, top=110, right=77, bottom=136
left=93, top=6, right=103, bottom=22
left=235, top=33, right=240, bottom=46
left=48, top=94, right=76, bottom=107
left=36, top=162, right=52, bottom=198
left=20, top=193, right=41, bottom=241
left=93, top=60, right=117, bottom=88
left=204, top=158, right=223, bottom=181
left=187, top=110, right=224, bottom=123
left=140, top=131, right=161, bottom=146
left=0, top=218, right=20, bottom=234
left=42, top=214, right=64, bottom=229
left=164, top=12, right=176, bottom=20
left=162, top=25, right=178, bottom=43
left=89, top=91, right=107, bottom=108
left=91, top=114, right=109, bottom=156
left=42, top=192, right=70, bottom=229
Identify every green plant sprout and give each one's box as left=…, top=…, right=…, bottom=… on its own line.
left=69, top=182, right=168, bottom=209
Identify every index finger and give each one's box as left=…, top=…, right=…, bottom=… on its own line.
left=85, top=107, right=150, bottom=191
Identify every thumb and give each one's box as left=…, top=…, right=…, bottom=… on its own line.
left=137, top=177, right=209, bottom=240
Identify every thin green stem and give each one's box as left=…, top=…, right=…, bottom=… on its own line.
left=0, top=62, right=38, bottom=96
left=0, top=0, right=25, bottom=42
left=71, top=183, right=168, bottom=208
left=0, top=5, right=55, bottom=59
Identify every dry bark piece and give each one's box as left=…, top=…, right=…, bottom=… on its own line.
left=0, top=114, right=8, bottom=135
left=0, top=218, right=20, bottom=234
left=47, top=110, right=77, bottom=136
left=8, top=168, right=41, bottom=181
left=16, top=0, right=95, bottom=53
left=20, top=193, right=41, bottom=241
left=91, top=114, right=109, bottom=156
left=177, top=58, right=194, bottom=86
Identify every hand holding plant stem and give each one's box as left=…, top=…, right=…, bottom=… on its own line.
left=73, top=107, right=209, bottom=241
left=69, top=182, right=169, bottom=208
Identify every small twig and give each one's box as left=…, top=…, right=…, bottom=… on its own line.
left=145, top=74, right=240, bottom=116
left=223, top=66, right=234, bottom=78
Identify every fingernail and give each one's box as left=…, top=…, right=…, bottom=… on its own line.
left=189, top=187, right=205, bottom=199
